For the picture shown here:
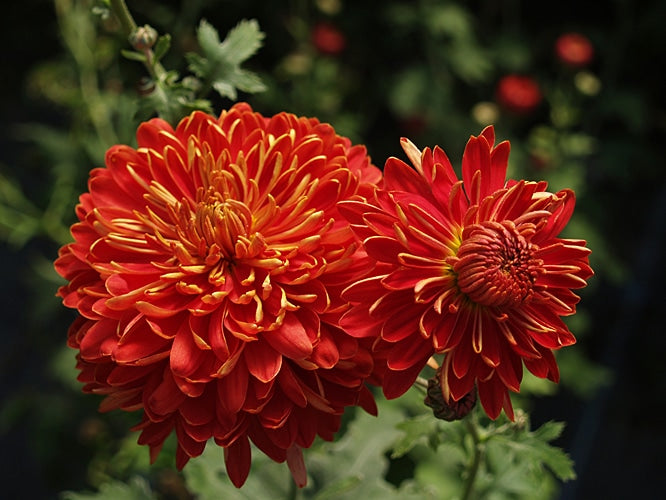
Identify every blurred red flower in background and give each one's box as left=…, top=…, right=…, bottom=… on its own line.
left=555, top=32, right=595, bottom=68
left=54, top=103, right=383, bottom=488
left=339, top=127, right=592, bottom=419
left=495, top=75, right=542, bottom=115
left=311, top=22, right=347, bottom=55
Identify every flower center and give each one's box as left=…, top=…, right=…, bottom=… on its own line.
left=169, top=184, right=267, bottom=268
left=451, top=221, right=540, bottom=308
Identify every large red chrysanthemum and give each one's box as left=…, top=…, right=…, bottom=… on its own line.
left=55, top=103, right=383, bottom=487
left=339, top=126, right=592, bottom=420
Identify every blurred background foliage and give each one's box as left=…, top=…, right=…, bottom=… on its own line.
left=1, top=0, right=665, bottom=498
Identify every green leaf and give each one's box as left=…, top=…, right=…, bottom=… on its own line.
left=153, top=34, right=171, bottom=62
left=211, top=80, right=237, bottom=100
left=120, top=49, right=147, bottom=63
left=392, top=414, right=448, bottom=458
left=210, top=19, right=264, bottom=65
left=187, top=19, right=266, bottom=101
left=60, top=476, right=153, bottom=500
left=305, top=400, right=432, bottom=499
left=183, top=441, right=296, bottom=499
left=492, top=421, right=576, bottom=482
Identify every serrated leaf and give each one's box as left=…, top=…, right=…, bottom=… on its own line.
left=184, top=52, right=208, bottom=79
left=153, top=34, right=171, bottom=62
left=304, top=400, right=431, bottom=499
left=187, top=19, right=266, bottom=101
left=391, top=414, right=439, bottom=458
left=216, top=19, right=265, bottom=65
left=531, top=420, right=566, bottom=442
left=183, top=442, right=293, bottom=500
left=195, top=19, right=264, bottom=67
left=493, top=421, right=576, bottom=482
left=212, top=80, right=237, bottom=100
left=229, top=70, right=267, bottom=93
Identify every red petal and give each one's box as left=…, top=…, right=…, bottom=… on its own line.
left=244, top=341, right=282, bottom=383
left=341, top=276, right=386, bottom=302
left=146, top=369, right=186, bottom=417
left=364, top=235, right=405, bottom=263
left=179, top=392, right=215, bottom=426
left=386, top=335, right=433, bottom=371
left=258, top=394, right=293, bottom=429
left=462, top=135, right=491, bottom=203
left=265, top=313, right=315, bottom=360
left=452, top=330, right=477, bottom=378
left=381, top=307, right=421, bottom=343
left=477, top=374, right=506, bottom=420
left=489, top=140, right=510, bottom=192
left=170, top=322, right=207, bottom=378
left=338, top=306, right=384, bottom=339
left=384, top=157, right=432, bottom=199
left=224, top=436, right=252, bottom=488
left=277, top=363, right=308, bottom=408
left=79, top=319, right=118, bottom=360
left=524, top=346, right=560, bottom=382
left=444, top=363, right=477, bottom=402
left=357, top=385, right=378, bottom=416
left=478, top=314, right=501, bottom=368
left=113, top=319, right=170, bottom=364
left=310, top=328, right=339, bottom=369
left=337, top=200, right=381, bottom=226
left=286, top=444, right=307, bottom=488
left=382, top=358, right=429, bottom=399
left=217, top=358, right=249, bottom=413
left=480, top=125, right=496, bottom=146
left=494, top=346, right=523, bottom=393
left=537, top=189, right=576, bottom=241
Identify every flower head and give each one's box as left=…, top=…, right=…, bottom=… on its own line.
left=311, top=22, right=346, bottom=56
left=555, top=32, right=595, bottom=68
left=339, top=126, right=592, bottom=419
left=495, top=75, right=542, bottom=116
left=55, top=103, right=382, bottom=487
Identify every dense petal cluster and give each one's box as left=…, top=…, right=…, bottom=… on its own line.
left=55, top=103, right=383, bottom=487
left=339, top=126, right=592, bottom=419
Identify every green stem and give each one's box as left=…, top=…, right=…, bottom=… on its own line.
left=54, top=0, right=118, bottom=146
left=109, top=0, right=137, bottom=36
left=461, top=416, right=483, bottom=500
left=109, top=0, right=166, bottom=78
left=108, top=0, right=172, bottom=120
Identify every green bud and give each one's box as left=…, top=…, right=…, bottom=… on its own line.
left=130, top=25, right=158, bottom=51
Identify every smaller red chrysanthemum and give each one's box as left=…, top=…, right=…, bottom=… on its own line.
left=495, top=75, right=542, bottom=116
left=311, top=22, right=347, bottom=56
left=555, top=32, right=595, bottom=68
left=55, top=103, right=383, bottom=488
left=339, top=126, right=592, bottom=419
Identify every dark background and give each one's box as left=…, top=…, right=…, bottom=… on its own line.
left=1, top=0, right=665, bottom=498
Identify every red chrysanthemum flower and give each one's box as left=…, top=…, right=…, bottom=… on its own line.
left=495, top=75, right=542, bottom=116
left=55, top=103, right=383, bottom=487
left=311, top=22, right=347, bottom=56
left=339, top=126, right=592, bottom=420
left=554, top=32, right=595, bottom=68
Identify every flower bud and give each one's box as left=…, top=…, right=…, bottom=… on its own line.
left=424, top=369, right=477, bottom=421
left=130, top=24, right=158, bottom=51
